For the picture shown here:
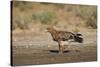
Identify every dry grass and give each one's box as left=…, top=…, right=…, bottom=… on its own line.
left=12, top=1, right=97, bottom=33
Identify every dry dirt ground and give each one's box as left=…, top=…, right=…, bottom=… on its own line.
left=11, top=30, right=97, bottom=66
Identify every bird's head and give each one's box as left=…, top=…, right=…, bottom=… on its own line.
left=46, top=27, right=56, bottom=32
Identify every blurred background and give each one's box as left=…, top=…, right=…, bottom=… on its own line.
left=12, top=1, right=97, bottom=33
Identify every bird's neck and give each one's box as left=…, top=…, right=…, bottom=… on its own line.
left=50, top=29, right=57, bottom=35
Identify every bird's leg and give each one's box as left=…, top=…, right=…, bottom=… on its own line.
left=62, top=45, right=64, bottom=53
left=60, top=45, right=63, bottom=54
left=61, top=42, right=65, bottom=53
left=58, top=41, right=63, bottom=54
left=65, top=41, right=70, bottom=49
left=58, top=41, right=60, bottom=52
left=67, top=41, right=70, bottom=49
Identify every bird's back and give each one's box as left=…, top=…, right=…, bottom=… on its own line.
left=47, top=27, right=74, bottom=41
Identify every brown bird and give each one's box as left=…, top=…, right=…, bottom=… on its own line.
left=47, top=27, right=83, bottom=54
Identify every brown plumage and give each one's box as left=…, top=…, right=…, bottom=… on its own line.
left=47, top=27, right=83, bottom=54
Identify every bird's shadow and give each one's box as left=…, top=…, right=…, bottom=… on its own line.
left=49, top=50, right=70, bottom=53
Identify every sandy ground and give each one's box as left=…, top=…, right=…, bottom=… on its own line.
left=11, top=30, right=97, bottom=66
